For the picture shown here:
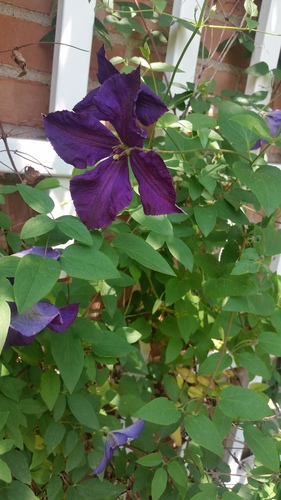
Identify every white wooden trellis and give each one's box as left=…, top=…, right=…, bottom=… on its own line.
left=0, top=0, right=96, bottom=217
left=165, top=0, right=204, bottom=91
left=245, top=0, right=281, bottom=276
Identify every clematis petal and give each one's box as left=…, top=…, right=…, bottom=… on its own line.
left=70, top=155, right=133, bottom=230
left=43, top=111, right=119, bottom=169
left=113, top=420, right=145, bottom=443
left=137, top=84, right=168, bottom=126
left=93, top=442, right=114, bottom=475
left=130, top=150, right=182, bottom=215
left=5, top=327, right=37, bottom=347
left=97, top=44, right=119, bottom=83
left=9, top=302, right=59, bottom=337
left=96, top=45, right=167, bottom=125
left=266, top=109, right=281, bottom=137
left=251, top=110, right=281, bottom=150
left=14, top=246, right=61, bottom=260
left=73, top=88, right=100, bottom=115
left=93, top=68, right=144, bottom=147
left=48, top=303, right=79, bottom=333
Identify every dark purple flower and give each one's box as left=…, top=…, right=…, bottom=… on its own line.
left=93, top=420, right=145, bottom=475
left=4, top=246, right=79, bottom=347
left=43, top=67, right=181, bottom=229
left=74, top=45, right=168, bottom=127
left=5, top=302, right=79, bottom=347
left=252, top=109, right=281, bottom=149
left=14, top=246, right=61, bottom=260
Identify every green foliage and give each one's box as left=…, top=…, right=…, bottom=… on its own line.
left=1, top=0, right=281, bottom=498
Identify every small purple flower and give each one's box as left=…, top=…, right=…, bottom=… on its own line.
left=252, top=109, right=281, bottom=149
left=6, top=302, right=79, bottom=347
left=43, top=58, right=181, bottom=230
left=93, top=420, right=145, bottom=475
left=4, top=246, right=79, bottom=347
left=14, top=246, right=61, bottom=260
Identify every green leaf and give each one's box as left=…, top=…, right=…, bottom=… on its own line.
left=56, top=215, right=93, bottom=246
left=244, top=425, right=279, bottom=472
left=76, top=479, right=124, bottom=500
left=204, top=275, right=257, bottom=298
left=233, top=162, right=281, bottom=216
left=67, top=393, right=100, bottom=430
left=0, top=457, right=12, bottom=482
left=165, top=278, right=189, bottom=306
left=7, top=481, right=38, bottom=500
left=137, top=452, right=163, bottom=467
left=166, top=237, right=193, bottom=271
left=230, top=113, right=271, bottom=141
left=0, top=300, right=10, bottom=354
left=60, top=244, right=119, bottom=280
left=263, top=226, right=281, bottom=256
left=150, top=62, right=183, bottom=72
left=0, top=439, right=14, bottom=455
left=2, top=449, right=31, bottom=484
left=218, top=101, right=260, bottom=153
left=167, top=460, right=188, bottom=497
left=51, top=327, right=84, bottom=393
left=40, top=370, right=61, bottom=411
left=218, top=386, right=273, bottom=420
left=198, top=352, right=232, bottom=375
left=258, top=331, right=281, bottom=356
left=244, top=0, right=258, bottom=17
left=44, top=421, right=66, bottom=454
left=17, top=183, right=54, bottom=214
left=194, top=205, right=217, bottom=237
left=184, top=414, right=224, bottom=456
left=0, top=211, right=12, bottom=230
left=86, top=329, right=133, bottom=358
left=151, top=468, right=167, bottom=500
left=20, top=215, right=56, bottom=239
left=134, top=398, right=181, bottom=425
left=14, top=254, right=60, bottom=313
left=237, top=352, right=270, bottom=379
left=46, top=476, right=63, bottom=500
left=130, top=207, right=173, bottom=236
left=244, top=61, right=269, bottom=75
left=0, top=256, right=20, bottom=278
left=165, top=337, right=183, bottom=364
left=113, top=234, right=175, bottom=276
left=35, top=177, right=60, bottom=190
left=185, top=113, right=217, bottom=130
left=223, top=293, right=275, bottom=316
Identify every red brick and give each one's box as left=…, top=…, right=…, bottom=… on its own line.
left=196, top=64, right=241, bottom=94
left=1, top=0, right=52, bottom=14
left=0, top=15, right=54, bottom=73
left=0, top=77, right=49, bottom=128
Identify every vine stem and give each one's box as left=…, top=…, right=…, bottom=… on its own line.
left=0, top=41, right=89, bottom=54
left=133, top=0, right=170, bottom=94
left=193, top=311, right=234, bottom=415
left=164, top=0, right=209, bottom=101
left=0, top=118, right=23, bottom=182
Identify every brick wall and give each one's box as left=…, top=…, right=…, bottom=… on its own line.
left=0, top=0, right=277, bottom=151
left=0, top=0, right=55, bottom=138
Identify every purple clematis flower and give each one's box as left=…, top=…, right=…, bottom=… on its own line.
left=4, top=246, right=79, bottom=347
left=252, top=109, right=281, bottom=149
left=93, top=419, right=145, bottom=475
left=43, top=61, right=181, bottom=230
left=14, top=246, right=61, bottom=260
left=6, top=301, right=79, bottom=347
